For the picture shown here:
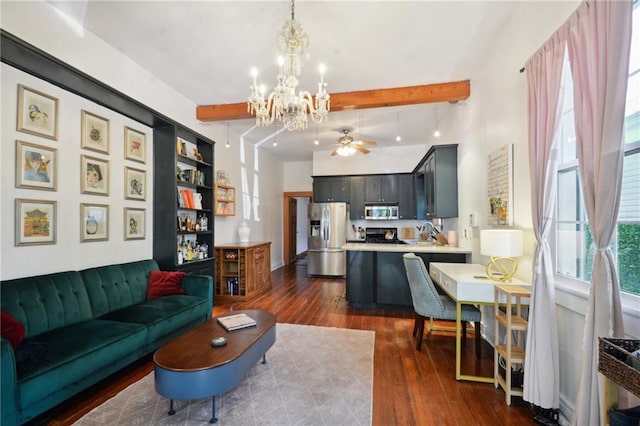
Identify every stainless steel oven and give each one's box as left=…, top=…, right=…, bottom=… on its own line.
left=364, top=204, right=399, bottom=220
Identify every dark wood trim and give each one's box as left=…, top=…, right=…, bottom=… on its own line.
left=196, top=80, right=471, bottom=122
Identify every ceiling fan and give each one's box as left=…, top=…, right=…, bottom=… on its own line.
left=330, top=128, right=378, bottom=156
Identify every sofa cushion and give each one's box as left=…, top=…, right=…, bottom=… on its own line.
left=1, top=310, right=26, bottom=349
left=16, top=319, right=146, bottom=409
left=0, top=271, right=93, bottom=338
left=100, top=295, right=209, bottom=343
left=82, top=259, right=158, bottom=317
left=147, top=270, right=186, bottom=300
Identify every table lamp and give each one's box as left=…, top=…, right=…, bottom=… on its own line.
left=480, top=229, right=523, bottom=282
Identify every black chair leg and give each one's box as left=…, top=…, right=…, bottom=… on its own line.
left=412, top=315, right=419, bottom=337
left=474, top=321, right=481, bottom=358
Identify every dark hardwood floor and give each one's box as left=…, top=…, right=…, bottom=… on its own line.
left=31, top=260, right=536, bottom=425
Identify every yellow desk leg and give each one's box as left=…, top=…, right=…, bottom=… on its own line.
left=456, top=302, right=462, bottom=380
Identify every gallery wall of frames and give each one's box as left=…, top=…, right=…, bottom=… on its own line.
left=1, top=64, right=154, bottom=280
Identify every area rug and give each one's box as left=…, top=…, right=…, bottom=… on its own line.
left=73, top=323, right=375, bottom=426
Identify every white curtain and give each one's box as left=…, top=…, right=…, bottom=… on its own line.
left=523, top=30, right=566, bottom=411
left=568, top=1, right=633, bottom=425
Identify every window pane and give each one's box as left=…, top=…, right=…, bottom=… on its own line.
left=559, top=55, right=577, bottom=163
left=556, top=222, right=593, bottom=282
left=617, top=223, right=640, bottom=296
left=557, top=168, right=581, bottom=221
left=619, top=151, right=640, bottom=222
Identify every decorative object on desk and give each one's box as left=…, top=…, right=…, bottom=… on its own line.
left=480, top=229, right=522, bottom=282
left=15, top=140, right=57, bottom=191
left=247, top=0, right=330, bottom=131
left=238, top=220, right=250, bottom=243
left=216, top=312, right=257, bottom=331
left=17, top=84, right=58, bottom=140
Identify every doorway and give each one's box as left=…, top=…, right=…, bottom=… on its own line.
left=283, top=191, right=312, bottom=266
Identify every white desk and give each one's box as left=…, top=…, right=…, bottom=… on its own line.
left=429, top=262, right=530, bottom=383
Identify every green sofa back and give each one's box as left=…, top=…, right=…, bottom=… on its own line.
left=0, top=271, right=93, bottom=338
left=80, top=259, right=158, bottom=318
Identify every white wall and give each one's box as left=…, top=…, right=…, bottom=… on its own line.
left=453, top=0, right=640, bottom=422
left=1, top=1, right=285, bottom=272
left=1, top=65, right=153, bottom=279
left=313, top=144, right=427, bottom=176
left=283, top=161, right=313, bottom=192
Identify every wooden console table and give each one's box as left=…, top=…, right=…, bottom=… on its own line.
left=214, top=241, right=271, bottom=301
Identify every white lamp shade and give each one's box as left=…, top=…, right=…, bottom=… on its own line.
left=480, top=229, right=523, bottom=257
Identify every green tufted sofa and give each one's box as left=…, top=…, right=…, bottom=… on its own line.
left=0, top=259, right=213, bottom=426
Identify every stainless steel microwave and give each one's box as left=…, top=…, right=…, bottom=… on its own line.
left=364, top=204, right=399, bottom=220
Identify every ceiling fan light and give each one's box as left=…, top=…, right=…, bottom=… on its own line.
left=314, top=139, right=319, bottom=145
left=395, top=135, right=402, bottom=142
left=336, top=145, right=355, bottom=157
left=433, top=130, right=441, bottom=138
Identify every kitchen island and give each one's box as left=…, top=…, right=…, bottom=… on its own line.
left=343, top=242, right=471, bottom=308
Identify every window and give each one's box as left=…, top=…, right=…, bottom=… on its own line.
left=555, top=3, right=640, bottom=296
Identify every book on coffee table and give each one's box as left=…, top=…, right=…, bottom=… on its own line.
left=217, top=313, right=257, bottom=331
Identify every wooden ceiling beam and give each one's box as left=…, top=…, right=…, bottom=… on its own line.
left=195, top=80, right=470, bottom=122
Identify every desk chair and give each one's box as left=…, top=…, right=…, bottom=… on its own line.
left=403, top=253, right=482, bottom=357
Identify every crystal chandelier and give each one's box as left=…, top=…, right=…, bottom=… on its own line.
left=247, top=0, right=330, bottom=131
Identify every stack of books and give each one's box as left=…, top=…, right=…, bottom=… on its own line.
left=217, top=313, right=257, bottom=331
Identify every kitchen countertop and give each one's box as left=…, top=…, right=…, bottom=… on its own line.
left=343, top=242, right=471, bottom=254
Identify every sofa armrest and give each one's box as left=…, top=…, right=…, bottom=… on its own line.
left=182, top=275, right=214, bottom=310
left=1, top=338, right=18, bottom=426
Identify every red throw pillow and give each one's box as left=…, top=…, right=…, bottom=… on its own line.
left=147, top=270, right=187, bottom=300
left=1, top=310, right=26, bottom=350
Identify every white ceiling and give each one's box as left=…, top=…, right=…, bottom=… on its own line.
left=49, top=0, right=522, bottom=161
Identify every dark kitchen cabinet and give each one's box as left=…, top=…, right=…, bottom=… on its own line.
left=349, top=176, right=366, bottom=219
left=345, top=248, right=469, bottom=308
left=364, top=174, right=397, bottom=203
left=312, top=176, right=350, bottom=202
left=396, top=174, right=416, bottom=219
left=422, top=144, right=458, bottom=218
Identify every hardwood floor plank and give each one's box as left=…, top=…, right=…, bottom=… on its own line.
left=27, top=261, right=536, bottom=426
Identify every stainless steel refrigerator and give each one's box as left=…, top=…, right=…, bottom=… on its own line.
left=307, top=202, right=347, bottom=277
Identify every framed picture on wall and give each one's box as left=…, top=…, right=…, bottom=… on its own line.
left=124, top=126, right=146, bottom=163
left=124, top=208, right=145, bottom=240
left=17, top=84, right=59, bottom=141
left=81, top=110, right=110, bottom=154
left=15, top=198, right=56, bottom=246
left=15, top=140, right=57, bottom=191
left=124, top=166, right=146, bottom=201
left=80, top=203, right=109, bottom=242
left=81, top=155, right=109, bottom=196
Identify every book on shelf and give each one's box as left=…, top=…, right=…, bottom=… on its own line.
left=217, top=313, right=257, bottom=331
